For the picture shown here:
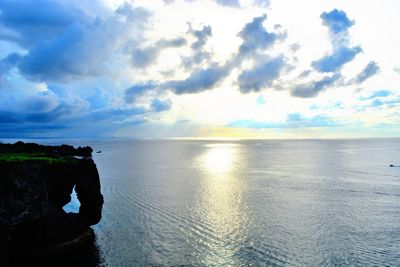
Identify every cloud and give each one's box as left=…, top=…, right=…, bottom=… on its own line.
left=182, top=24, right=212, bottom=69
left=320, top=9, right=354, bottom=35
left=253, top=0, right=270, bottom=7
left=161, top=0, right=242, bottom=8
left=238, top=56, right=286, bottom=93
left=0, top=84, right=169, bottom=136
left=115, top=3, right=152, bottom=28
left=1, top=1, right=153, bottom=82
left=23, top=91, right=59, bottom=113
left=312, top=46, right=362, bottom=73
left=125, top=14, right=287, bottom=98
left=359, top=90, right=392, bottom=100
left=150, top=99, right=171, bottom=112
left=215, top=0, right=240, bottom=7
left=291, top=73, right=341, bottom=98
left=351, top=61, right=380, bottom=84
left=163, top=0, right=175, bottom=4
left=0, top=89, right=89, bottom=124
left=237, top=14, right=284, bottom=58
left=0, top=0, right=86, bottom=47
left=125, top=64, right=231, bottom=98
left=85, top=107, right=147, bottom=121
left=190, top=24, right=212, bottom=50
left=17, top=23, right=103, bottom=81
left=131, top=48, right=161, bottom=69
left=228, top=119, right=279, bottom=128
left=0, top=52, right=21, bottom=74
left=163, top=64, right=229, bottom=94
left=124, top=82, right=158, bottom=103
left=228, top=113, right=338, bottom=128
left=368, top=97, right=400, bottom=108
left=86, top=87, right=113, bottom=110
left=298, top=70, right=312, bottom=78
left=286, top=113, right=338, bottom=127
left=256, top=95, right=266, bottom=105
left=131, top=37, right=186, bottom=68
left=312, top=9, right=361, bottom=73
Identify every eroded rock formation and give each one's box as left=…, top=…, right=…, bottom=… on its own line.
left=0, top=142, right=104, bottom=265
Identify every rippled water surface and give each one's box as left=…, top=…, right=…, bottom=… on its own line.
left=31, top=139, right=400, bottom=265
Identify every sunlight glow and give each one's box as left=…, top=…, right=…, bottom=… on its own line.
left=201, top=144, right=237, bottom=174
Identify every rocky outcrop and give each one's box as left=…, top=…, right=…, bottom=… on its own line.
left=0, top=142, right=104, bottom=265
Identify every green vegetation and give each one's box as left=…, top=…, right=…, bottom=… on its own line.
left=0, top=153, right=66, bottom=163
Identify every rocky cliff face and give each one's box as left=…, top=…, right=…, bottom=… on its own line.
left=0, top=142, right=104, bottom=266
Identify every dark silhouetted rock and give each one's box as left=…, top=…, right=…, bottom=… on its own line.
left=0, top=142, right=103, bottom=265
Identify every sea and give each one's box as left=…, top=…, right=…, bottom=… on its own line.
left=4, top=138, right=400, bottom=266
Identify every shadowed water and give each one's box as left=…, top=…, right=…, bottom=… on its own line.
left=19, top=139, right=400, bottom=265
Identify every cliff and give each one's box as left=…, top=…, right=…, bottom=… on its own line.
left=0, top=141, right=104, bottom=265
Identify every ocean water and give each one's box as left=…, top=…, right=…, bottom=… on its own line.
left=9, top=139, right=400, bottom=266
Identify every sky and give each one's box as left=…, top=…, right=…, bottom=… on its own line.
left=1, top=0, right=400, bottom=139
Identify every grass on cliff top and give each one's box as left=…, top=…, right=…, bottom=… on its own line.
left=0, top=153, right=66, bottom=163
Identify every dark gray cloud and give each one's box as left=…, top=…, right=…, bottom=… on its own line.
left=298, top=70, right=312, bottom=78
left=125, top=23, right=228, bottom=97
left=238, top=56, right=286, bottom=93
left=150, top=99, right=171, bottom=112
left=0, top=121, right=68, bottom=138
left=163, top=64, right=229, bottom=94
left=131, top=48, right=159, bottom=69
left=291, top=73, right=341, bottom=98
left=131, top=37, right=187, bottom=68
left=0, top=109, right=65, bottom=124
left=190, top=25, right=212, bottom=50
left=124, top=64, right=231, bottom=97
left=182, top=25, right=212, bottom=69
left=127, top=14, right=287, bottom=97
left=312, top=46, right=362, bottom=73
left=353, top=61, right=380, bottom=84
left=86, top=107, right=147, bottom=121
left=124, top=82, right=158, bottom=103
left=0, top=90, right=88, bottom=124
left=125, top=13, right=286, bottom=98
left=238, top=14, right=284, bottom=58
left=230, top=14, right=288, bottom=94
left=0, top=86, right=168, bottom=137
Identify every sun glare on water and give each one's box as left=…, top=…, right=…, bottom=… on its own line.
left=202, top=144, right=237, bottom=174
left=204, top=147, right=233, bottom=173
left=196, top=143, right=250, bottom=264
